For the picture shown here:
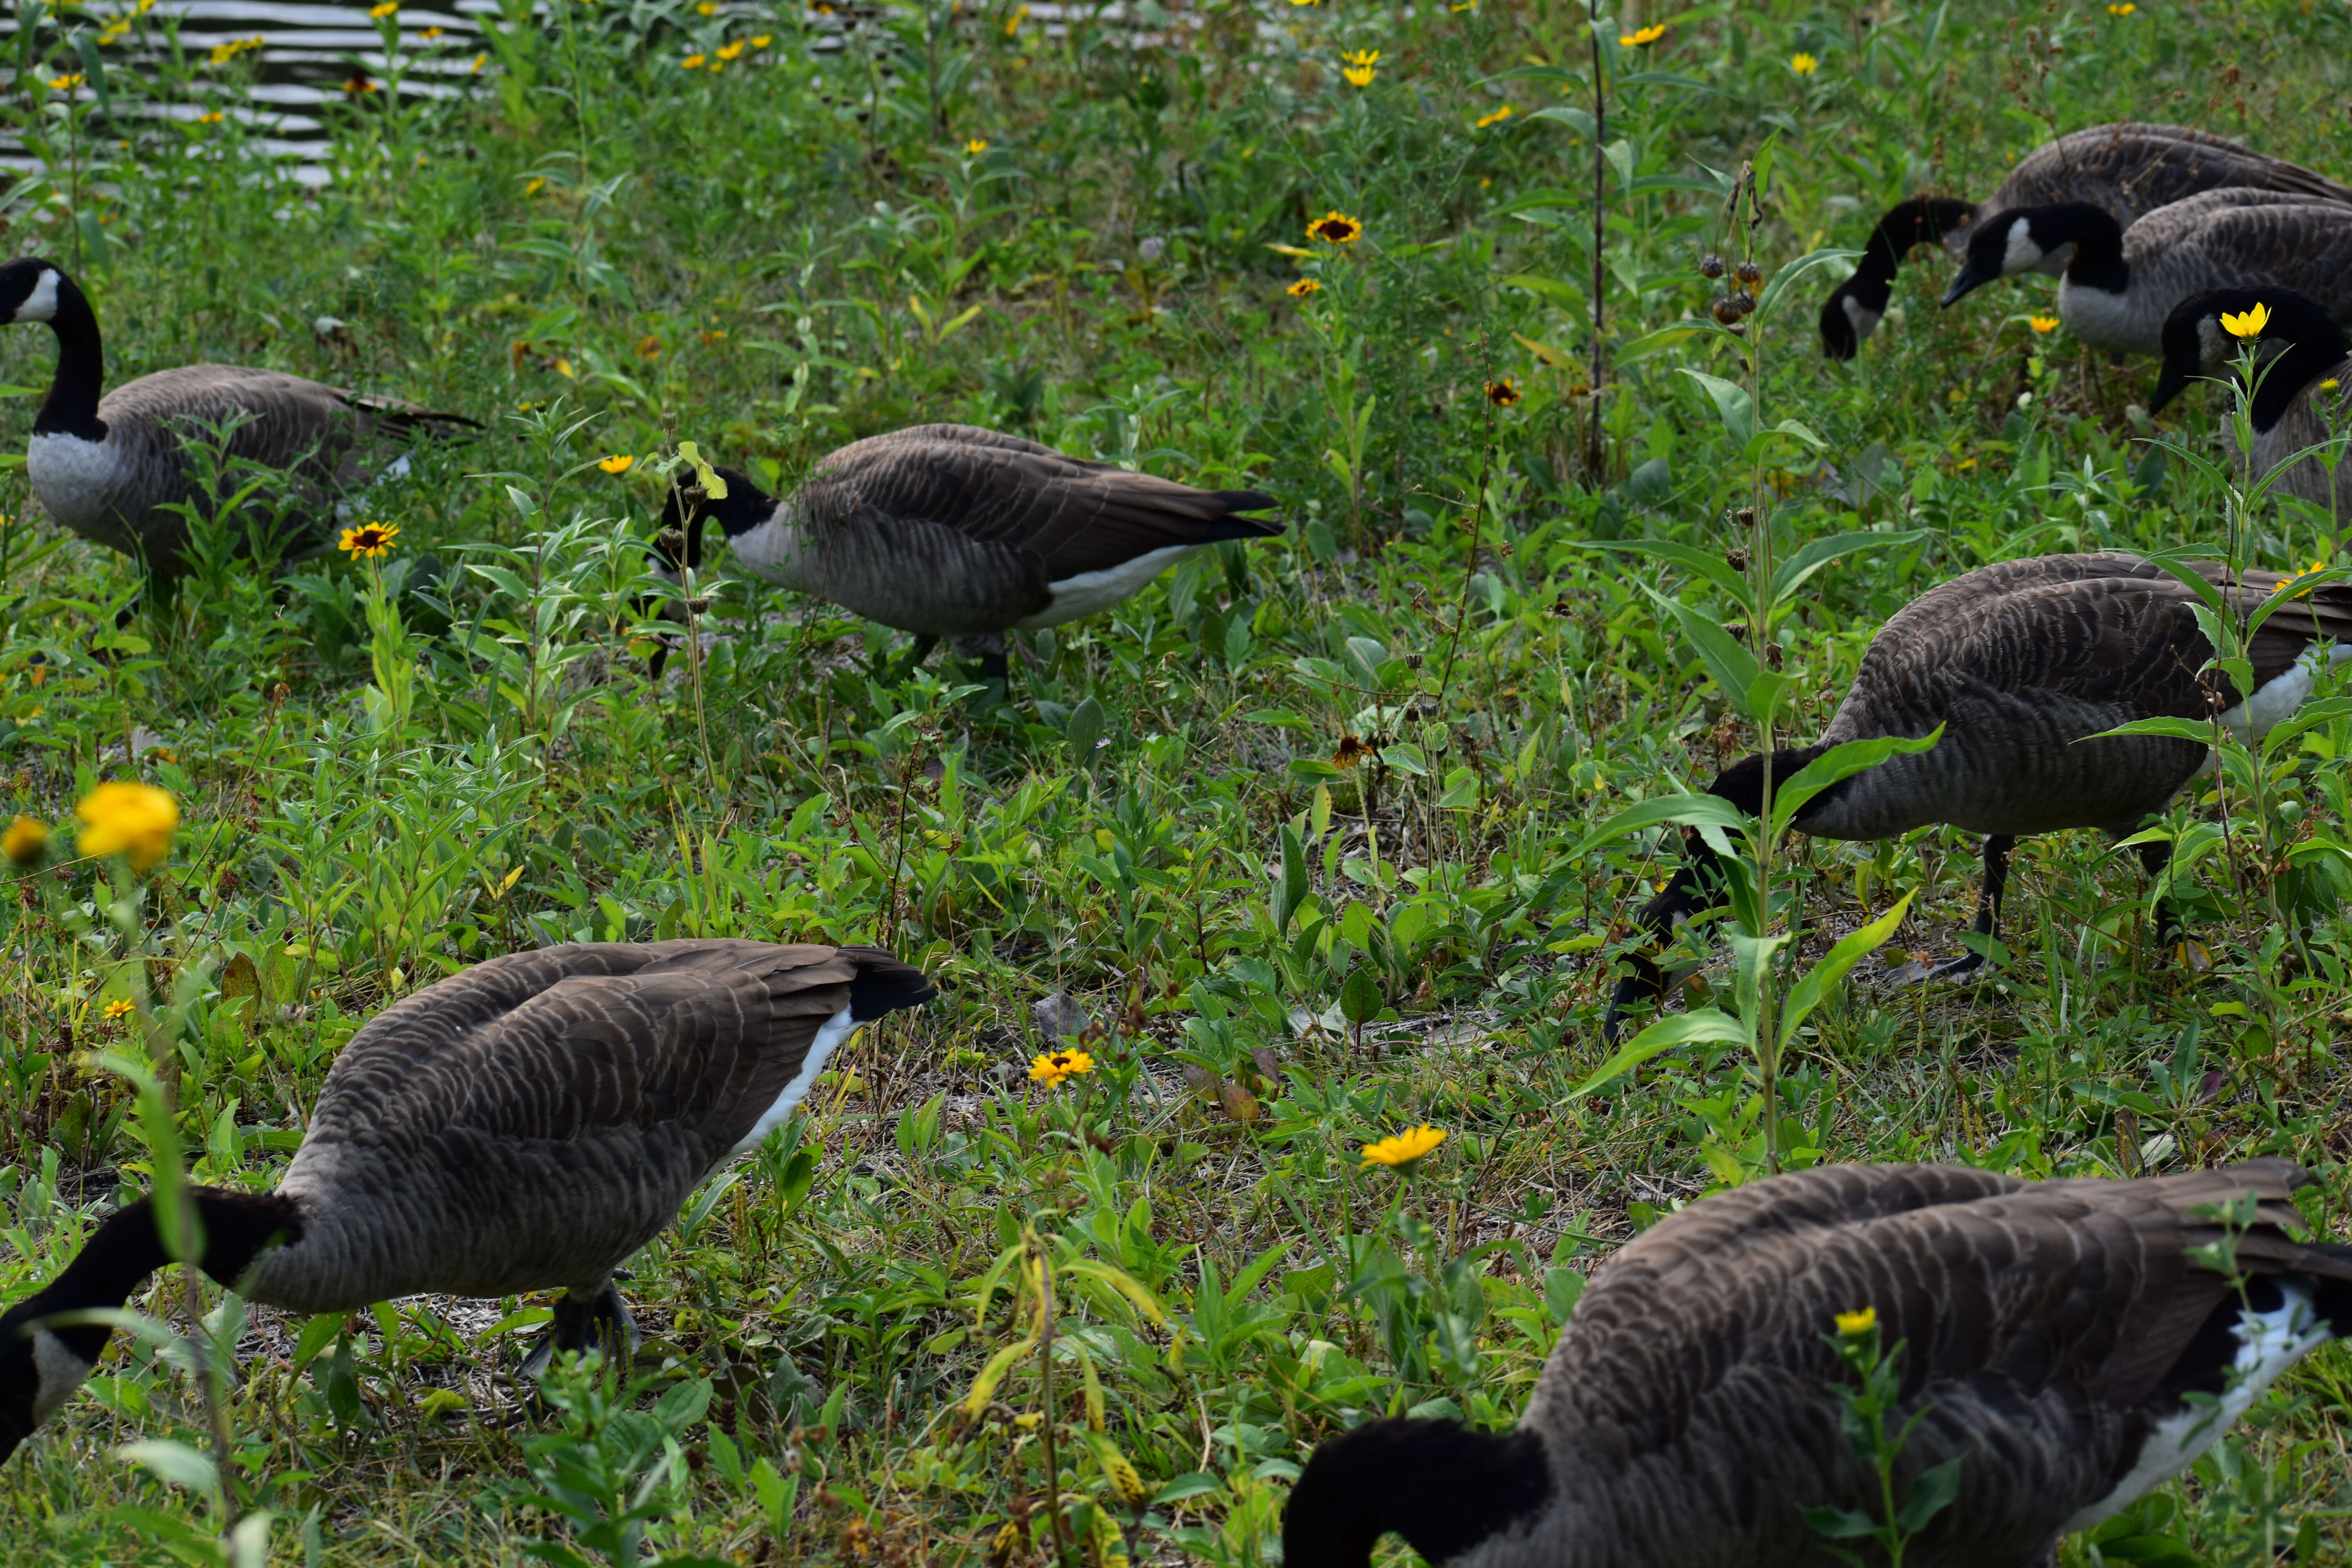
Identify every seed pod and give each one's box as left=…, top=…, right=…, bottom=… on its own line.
left=1725, top=290, right=1757, bottom=319
left=1725, top=548, right=1749, bottom=572
left=1735, top=508, right=1757, bottom=528
left=1734, top=258, right=1764, bottom=287
left=1710, top=295, right=1742, bottom=325
left=1698, top=252, right=1726, bottom=279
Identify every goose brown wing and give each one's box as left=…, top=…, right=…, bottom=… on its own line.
left=798, top=423, right=1279, bottom=579
left=308, top=940, right=930, bottom=1163
left=100, top=365, right=369, bottom=478
left=1549, top=1160, right=2352, bottom=1463
left=2000, top=125, right=2352, bottom=214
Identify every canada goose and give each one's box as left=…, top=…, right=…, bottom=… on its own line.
left=0, top=939, right=933, bottom=1459
left=1605, top=553, right=2352, bottom=1036
left=655, top=423, right=1281, bottom=679
left=1820, top=123, right=2352, bottom=359
left=1939, top=190, right=2352, bottom=357
left=0, top=256, right=477, bottom=577
left=1285, top=1158, right=2352, bottom=1568
left=2151, top=286, right=2352, bottom=521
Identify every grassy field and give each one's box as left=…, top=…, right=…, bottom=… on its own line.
left=5, top=0, right=2352, bottom=1561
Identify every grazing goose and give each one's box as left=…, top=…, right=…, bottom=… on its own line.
left=1820, top=123, right=2352, bottom=359
left=2151, top=286, right=2352, bottom=521
left=656, top=423, right=1281, bottom=679
left=1938, top=190, right=2352, bottom=357
left=0, top=939, right=934, bottom=1459
left=1606, top=553, right=2352, bottom=1037
left=1285, top=1158, right=2352, bottom=1568
left=0, top=257, right=477, bottom=577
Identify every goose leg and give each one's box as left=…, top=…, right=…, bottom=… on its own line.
left=520, top=1280, right=641, bottom=1377
left=889, top=634, right=940, bottom=682
left=2136, top=837, right=2204, bottom=967
left=1889, top=834, right=2013, bottom=983
left=1601, top=829, right=1721, bottom=1042
left=948, top=632, right=1010, bottom=684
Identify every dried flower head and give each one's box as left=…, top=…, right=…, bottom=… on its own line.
left=1361, top=1124, right=1446, bottom=1170
left=1733, top=258, right=1764, bottom=288
left=1308, top=210, right=1363, bottom=245
left=1332, top=734, right=1371, bottom=767
left=1698, top=252, right=1726, bottom=279
left=339, top=521, right=399, bottom=557
left=77, top=782, right=180, bottom=872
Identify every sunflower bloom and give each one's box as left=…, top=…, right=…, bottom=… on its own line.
left=369, top=1, right=397, bottom=15
left=1475, top=104, right=1513, bottom=129
left=1340, top=48, right=1379, bottom=87
left=2028, top=314, right=2060, bottom=334
left=1308, top=210, right=1363, bottom=245
left=3, top=815, right=47, bottom=866
left=1361, top=1124, right=1445, bottom=1170
left=2106, top=2, right=2134, bottom=13
left=77, top=782, right=180, bottom=872
left=1485, top=377, right=1521, bottom=407
left=682, top=52, right=706, bottom=68
left=966, top=137, right=989, bottom=154
left=2221, top=301, right=2270, bottom=339
left=1287, top=278, right=1321, bottom=298
left=598, top=454, right=635, bottom=474
left=1619, top=23, right=1664, bottom=45
left=2272, top=561, right=2329, bottom=601
left=1835, top=1306, right=1877, bottom=1337
left=1789, top=51, right=1818, bottom=74
left=1028, top=1048, right=1095, bottom=1087
left=717, top=40, right=744, bottom=59
left=103, top=998, right=137, bottom=1022
left=49, top=73, right=84, bottom=91
left=340, top=521, right=399, bottom=558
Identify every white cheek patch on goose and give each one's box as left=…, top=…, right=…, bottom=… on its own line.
left=2001, top=217, right=2043, bottom=276
left=1842, top=296, right=1883, bottom=342
left=2060, top=1280, right=2330, bottom=1533
left=728, top=1006, right=860, bottom=1156
left=1021, top=543, right=1198, bottom=628
left=29, top=1328, right=93, bottom=1423
left=14, top=269, right=59, bottom=324
left=2213, top=642, right=2352, bottom=748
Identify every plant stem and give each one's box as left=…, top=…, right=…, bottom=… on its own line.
left=1586, top=7, right=1605, bottom=479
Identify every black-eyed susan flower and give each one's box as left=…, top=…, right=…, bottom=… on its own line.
left=339, top=521, right=399, bottom=558
left=103, top=998, right=137, bottom=1023
left=1332, top=734, right=1370, bottom=766
left=1789, top=51, right=1817, bottom=74
left=2271, top=561, right=2330, bottom=600
left=3, top=815, right=47, bottom=865
left=2221, top=301, right=2269, bottom=339
left=1028, top=1047, right=1094, bottom=1086
left=2028, top=314, right=2060, bottom=334
left=1360, top=1124, right=1445, bottom=1170
left=1287, top=278, right=1321, bottom=298
left=1308, top=210, right=1363, bottom=245
left=1340, top=48, right=1379, bottom=87
left=1834, top=1306, right=1877, bottom=1337
left=77, top=782, right=179, bottom=872
left=1485, top=377, right=1521, bottom=407
left=1619, top=23, right=1664, bottom=45
left=966, top=137, right=988, bottom=154
left=598, top=454, right=635, bottom=474
left=682, top=51, right=707, bottom=68
left=1475, top=104, right=1513, bottom=129
left=717, top=39, right=744, bottom=59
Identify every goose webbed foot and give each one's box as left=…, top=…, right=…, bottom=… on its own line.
left=1883, top=947, right=1994, bottom=985
left=520, top=1280, right=640, bottom=1378
left=1883, top=834, right=2013, bottom=987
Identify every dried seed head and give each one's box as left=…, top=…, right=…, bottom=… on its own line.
left=1726, top=290, right=1757, bottom=318
left=1725, top=548, right=1749, bottom=572
left=1735, top=507, right=1757, bottom=527
left=1698, top=252, right=1726, bottom=279
left=1710, top=295, right=1743, bottom=325
left=1734, top=258, right=1764, bottom=287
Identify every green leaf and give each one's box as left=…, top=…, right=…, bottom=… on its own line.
left=1895, top=1454, right=1964, bottom=1532
left=116, top=1439, right=217, bottom=1495
left=1524, top=105, right=1597, bottom=138
left=1677, top=368, right=1754, bottom=446
left=1766, top=530, right=1927, bottom=612
left=1274, top=824, right=1308, bottom=935
left=1800, top=1503, right=1881, bottom=1540
left=1635, top=583, right=1762, bottom=717
left=2085, top=716, right=2219, bottom=745
left=292, top=1312, right=343, bottom=1374
left=1339, top=967, right=1382, bottom=1027
left=1570, top=791, right=1750, bottom=860
left=1151, top=1472, right=1224, bottom=1505
left=1779, top=891, right=1915, bottom=1047
left=1566, top=1009, right=1750, bottom=1098
left=1436, top=767, right=1483, bottom=811
left=1753, top=247, right=1861, bottom=323
left=1575, top=537, right=1752, bottom=602
left=1770, top=729, right=1943, bottom=839
left=2261, top=695, right=2352, bottom=757
left=1065, top=696, right=1107, bottom=760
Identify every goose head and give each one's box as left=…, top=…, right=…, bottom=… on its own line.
left=651, top=463, right=774, bottom=583
left=1819, top=196, right=1974, bottom=360
left=2151, top=287, right=2346, bottom=426
left=1283, top=1416, right=1552, bottom=1568
left=1942, top=203, right=2108, bottom=307
left=0, top=257, right=65, bottom=326
left=0, top=1292, right=105, bottom=1463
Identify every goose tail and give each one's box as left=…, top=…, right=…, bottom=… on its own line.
left=841, top=949, right=939, bottom=1022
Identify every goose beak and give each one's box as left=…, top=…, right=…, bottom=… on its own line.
left=2148, top=363, right=2190, bottom=416
left=1939, top=259, right=1996, bottom=309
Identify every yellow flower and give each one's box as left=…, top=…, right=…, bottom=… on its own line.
left=2106, top=2, right=2134, bottom=13
left=697, top=0, right=716, bottom=11
left=1361, top=1124, right=1446, bottom=1169
left=1287, top=278, right=1322, bottom=298
left=1308, top=210, right=1363, bottom=245
left=2271, top=561, right=2329, bottom=600
left=966, top=137, right=989, bottom=154
left=3, top=815, right=48, bottom=865
left=1789, top=51, right=1818, bottom=74
left=1835, top=1307, right=1877, bottom=1337
left=1475, top=104, right=1513, bottom=129
left=2221, top=301, right=2270, bottom=339
left=1485, top=377, right=1521, bottom=407
left=196, top=110, right=225, bottom=124
left=49, top=73, right=84, bottom=91
left=421, top=24, right=444, bottom=37
left=1619, top=23, right=1665, bottom=45
left=752, top=33, right=772, bottom=45
left=2323, top=379, right=2341, bottom=392
left=1289, top=0, right=1322, bottom=8
left=598, top=454, right=635, bottom=474
left=339, top=521, right=400, bottom=558
left=369, top=1, right=397, bottom=16
left=682, top=52, right=706, bottom=68
left=1341, top=48, right=1379, bottom=87
left=2028, top=314, right=2060, bottom=334
left=1028, top=1048, right=1095, bottom=1086
left=103, top=998, right=137, bottom=1022
left=469, top=53, right=486, bottom=72
left=524, top=175, right=546, bottom=195
left=717, top=39, right=744, bottom=58
left=77, top=782, right=179, bottom=873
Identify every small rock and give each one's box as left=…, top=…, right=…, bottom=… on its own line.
left=1033, top=992, right=1091, bottom=1040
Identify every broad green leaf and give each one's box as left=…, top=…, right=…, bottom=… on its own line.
left=961, top=1332, right=1039, bottom=1415
left=1524, top=105, right=1597, bottom=138
left=1770, top=728, right=1943, bottom=838
left=1570, top=792, right=1750, bottom=860
left=1638, top=584, right=1762, bottom=716
left=1274, top=824, right=1308, bottom=934
left=1766, top=530, right=1928, bottom=611
left=1677, top=368, right=1754, bottom=446
left=1567, top=1009, right=1750, bottom=1100
left=1895, top=1454, right=1965, bottom=1532
left=1753, top=247, right=1861, bottom=322
left=1577, top=537, right=1752, bottom=602
left=116, top=1439, right=217, bottom=1495
left=1730, top=931, right=1790, bottom=1026
left=2261, top=695, right=2352, bottom=757
left=2085, top=717, right=2219, bottom=745
left=1779, top=891, right=1915, bottom=1047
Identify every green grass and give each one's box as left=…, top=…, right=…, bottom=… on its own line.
left=5, top=0, right=2352, bottom=1561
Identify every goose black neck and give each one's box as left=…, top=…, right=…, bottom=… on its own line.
left=1862, top=197, right=1974, bottom=281
left=32, top=271, right=105, bottom=441
left=1283, top=1418, right=1551, bottom=1568
left=2250, top=329, right=2350, bottom=437
left=2047, top=203, right=2127, bottom=293
left=3, top=1189, right=300, bottom=1361
left=1709, top=742, right=1839, bottom=826
left=702, top=466, right=776, bottom=539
